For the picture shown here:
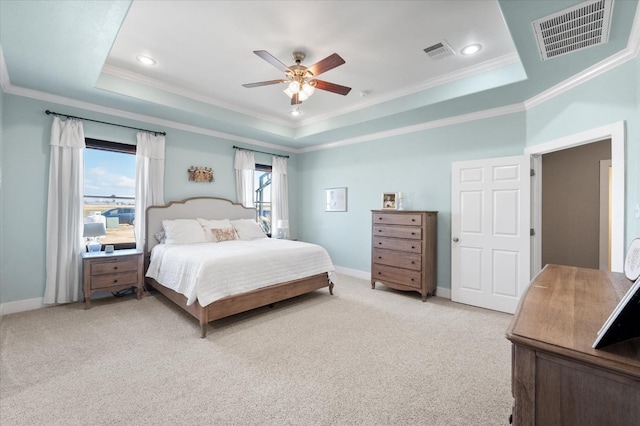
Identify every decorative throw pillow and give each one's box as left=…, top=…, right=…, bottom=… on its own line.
left=154, top=230, right=166, bottom=243
left=231, top=219, right=267, bottom=240
left=197, top=218, right=233, bottom=242
left=211, top=227, right=238, bottom=242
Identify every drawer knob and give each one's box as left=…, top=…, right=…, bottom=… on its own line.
left=113, top=266, right=118, bottom=270
left=411, top=246, right=415, bottom=249
left=378, top=272, right=382, bottom=275
left=411, top=232, right=416, bottom=235
left=379, top=242, right=382, bottom=245
left=411, top=261, right=415, bottom=264
left=412, top=219, right=415, bottom=222
left=113, top=279, right=118, bottom=283
left=378, top=256, right=382, bottom=259
left=411, top=278, right=415, bottom=281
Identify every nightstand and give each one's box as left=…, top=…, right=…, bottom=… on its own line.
left=81, top=249, right=144, bottom=309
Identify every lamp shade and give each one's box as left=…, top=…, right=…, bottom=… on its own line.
left=83, top=222, right=106, bottom=238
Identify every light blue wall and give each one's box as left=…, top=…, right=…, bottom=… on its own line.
left=0, top=94, right=296, bottom=304
left=526, top=57, right=640, bottom=245
left=297, top=113, right=527, bottom=289
left=0, top=84, right=4, bottom=305
left=1, top=55, right=639, bottom=305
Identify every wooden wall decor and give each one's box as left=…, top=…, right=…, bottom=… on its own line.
left=188, top=166, right=214, bottom=183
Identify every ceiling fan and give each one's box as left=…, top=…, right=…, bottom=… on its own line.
left=242, top=50, right=351, bottom=105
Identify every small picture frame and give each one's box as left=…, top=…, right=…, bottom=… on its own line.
left=325, top=187, right=347, bottom=212
left=382, top=192, right=398, bottom=210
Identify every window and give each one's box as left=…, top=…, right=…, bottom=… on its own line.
left=84, top=139, right=136, bottom=249
left=254, top=164, right=272, bottom=236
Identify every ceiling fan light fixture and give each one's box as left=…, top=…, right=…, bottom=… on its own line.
left=290, top=107, right=301, bottom=116
left=288, top=81, right=300, bottom=93
left=302, top=82, right=315, bottom=96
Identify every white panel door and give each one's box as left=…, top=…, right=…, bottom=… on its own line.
left=451, top=155, right=531, bottom=314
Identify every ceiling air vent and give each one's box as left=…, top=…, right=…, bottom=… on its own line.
left=532, top=0, right=614, bottom=61
left=423, top=40, right=455, bottom=60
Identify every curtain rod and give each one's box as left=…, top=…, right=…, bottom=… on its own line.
left=233, top=145, right=289, bottom=158
left=45, top=110, right=167, bottom=136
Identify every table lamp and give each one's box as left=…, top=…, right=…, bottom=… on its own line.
left=83, top=222, right=106, bottom=252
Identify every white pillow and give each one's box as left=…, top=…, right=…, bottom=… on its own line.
left=197, top=218, right=233, bottom=242
left=231, top=219, right=267, bottom=240
left=162, top=219, right=208, bottom=244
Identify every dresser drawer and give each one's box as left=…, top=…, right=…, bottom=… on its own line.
left=373, top=225, right=422, bottom=239
left=91, top=271, right=139, bottom=290
left=373, top=213, right=423, bottom=226
left=372, top=264, right=422, bottom=289
left=373, top=236, right=422, bottom=253
left=91, top=258, right=139, bottom=275
left=373, top=248, right=422, bottom=271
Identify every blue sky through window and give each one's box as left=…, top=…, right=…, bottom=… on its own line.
left=84, top=149, right=136, bottom=199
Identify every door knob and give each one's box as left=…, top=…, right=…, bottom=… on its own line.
left=452, top=237, right=459, bottom=242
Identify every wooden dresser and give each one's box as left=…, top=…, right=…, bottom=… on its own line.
left=506, top=265, right=640, bottom=425
left=371, top=210, right=437, bottom=301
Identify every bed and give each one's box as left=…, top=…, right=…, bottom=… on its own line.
left=144, top=197, right=335, bottom=337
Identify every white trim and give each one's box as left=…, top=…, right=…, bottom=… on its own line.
left=0, top=297, right=44, bottom=316
left=334, top=266, right=370, bottom=281
left=334, top=266, right=451, bottom=300
left=101, top=65, right=295, bottom=129
left=526, top=121, right=625, bottom=273
left=299, top=103, right=526, bottom=153
left=4, top=84, right=299, bottom=154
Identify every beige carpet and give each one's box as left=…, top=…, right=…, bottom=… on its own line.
left=1, top=274, right=513, bottom=425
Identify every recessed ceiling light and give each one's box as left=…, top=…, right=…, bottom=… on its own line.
left=136, top=55, right=156, bottom=66
left=461, top=44, right=482, bottom=56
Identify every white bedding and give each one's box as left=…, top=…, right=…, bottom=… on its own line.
left=146, top=238, right=336, bottom=307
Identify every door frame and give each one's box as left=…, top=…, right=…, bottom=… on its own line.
left=525, top=121, right=625, bottom=274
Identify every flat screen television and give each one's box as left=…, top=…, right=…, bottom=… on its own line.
left=593, top=276, right=640, bottom=349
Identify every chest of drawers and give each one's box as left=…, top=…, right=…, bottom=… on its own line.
left=371, top=210, right=437, bottom=301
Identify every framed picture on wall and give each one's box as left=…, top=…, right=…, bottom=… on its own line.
left=382, top=192, right=398, bottom=210
left=325, top=187, right=347, bottom=212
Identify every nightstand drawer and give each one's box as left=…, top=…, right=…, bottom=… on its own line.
left=373, top=248, right=422, bottom=270
left=373, top=225, right=422, bottom=239
left=91, top=271, right=139, bottom=290
left=373, top=236, right=422, bottom=253
left=373, top=213, right=423, bottom=226
left=91, top=258, right=139, bottom=275
left=372, top=264, right=422, bottom=289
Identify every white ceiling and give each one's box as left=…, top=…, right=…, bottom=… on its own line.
left=1, top=0, right=638, bottom=149
left=103, top=0, right=520, bottom=126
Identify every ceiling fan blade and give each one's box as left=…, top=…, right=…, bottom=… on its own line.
left=253, top=50, right=290, bottom=73
left=291, top=93, right=302, bottom=105
left=242, top=79, right=285, bottom=88
left=306, top=53, right=345, bottom=77
left=313, top=79, right=352, bottom=96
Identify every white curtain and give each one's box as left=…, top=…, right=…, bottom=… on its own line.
left=135, top=132, right=165, bottom=251
left=235, top=150, right=255, bottom=207
left=44, top=117, right=86, bottom=304
left=271, top=156, right=289, bottom=238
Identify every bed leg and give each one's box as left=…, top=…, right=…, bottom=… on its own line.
left=200, top=324, right=207, bottom=338
left=329, top=281, right=334, bottom=295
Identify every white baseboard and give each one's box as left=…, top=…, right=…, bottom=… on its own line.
left=334, top=266, right=451, bottom=300
left=0, top=297, right=44, bottom=316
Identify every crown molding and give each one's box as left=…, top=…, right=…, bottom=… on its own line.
left=299, top=103, right=526, bottom=153
left=4, top=83, right=299, bottom=153
left=101, top=64, right=295, bottom=129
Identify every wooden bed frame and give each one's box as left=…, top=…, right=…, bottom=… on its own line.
left=144, top=197, right=334, bottom=337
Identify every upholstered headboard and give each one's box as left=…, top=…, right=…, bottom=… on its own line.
left=145, top=197, right=256, bottom=255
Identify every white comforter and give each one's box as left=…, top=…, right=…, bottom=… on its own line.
left=146, top=238, right=336, bottom=307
